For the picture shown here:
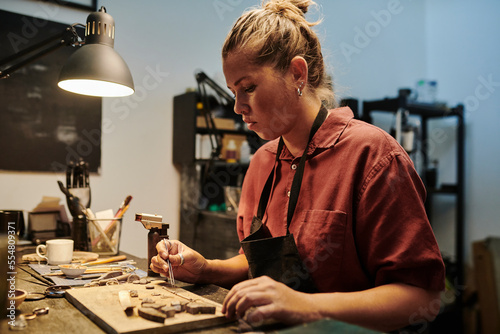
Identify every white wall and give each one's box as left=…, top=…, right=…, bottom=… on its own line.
left=1, top=0, right=498, bottom=263
left=320, top=0, right=427, bottom=100
left=425, top=0, right=500, bottom=261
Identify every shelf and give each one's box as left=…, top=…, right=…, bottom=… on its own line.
left=196, top=127, right=253, bottom=136
left=359, top=89, right=465, bottom=333
left=174, top=91, right=263, bottom=261
left=362, top=93, right=464, bottom=121
left=427, top=184, right=458, bottom=194
left=200, top=210, right=237, bottom=219
left=406, top=102, right=461, bottom=118
left=194, top=159, right=250, bottom=168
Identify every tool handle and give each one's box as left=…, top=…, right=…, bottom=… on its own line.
left=83, top=255, right=127, bottom=266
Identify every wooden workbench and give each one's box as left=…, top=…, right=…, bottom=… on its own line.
left=2, top=246, right=381, bottom=334
left=1, top=247, right=240, bottom=334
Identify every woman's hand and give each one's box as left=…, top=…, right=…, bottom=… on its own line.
left=150, top=239, right=208, bottom=284
left=222, top=276, right=318, bottom=326
left=222, top=276, right=443, bottom=332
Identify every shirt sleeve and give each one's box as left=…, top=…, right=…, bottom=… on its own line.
left=355, top=150, right=446, bottom=291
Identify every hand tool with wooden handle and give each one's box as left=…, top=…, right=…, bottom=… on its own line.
left=43, top=267, right=122, bottom=276
left=82, top=255, right=127, bottom=266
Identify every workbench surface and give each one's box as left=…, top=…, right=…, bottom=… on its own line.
left=3, top=246, right=380, bottom=334
left=1, top=247, right=240, bottom=334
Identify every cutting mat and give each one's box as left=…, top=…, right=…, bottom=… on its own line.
left=65, top=281, right=232, bottom=334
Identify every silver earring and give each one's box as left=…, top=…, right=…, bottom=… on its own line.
left=297, top=82, right=304, bottom=96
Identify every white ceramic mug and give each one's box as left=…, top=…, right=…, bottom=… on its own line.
left=36, top=239, right=74, bottom=265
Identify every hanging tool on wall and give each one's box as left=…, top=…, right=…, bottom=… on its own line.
left=58, top=158, right=92, bottom=251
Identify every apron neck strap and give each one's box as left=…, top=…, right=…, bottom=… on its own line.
left=256, top=105, right=329, bottom=230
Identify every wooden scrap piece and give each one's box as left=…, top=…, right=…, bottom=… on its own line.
left=138, top=307, right=167, bottom=323
left=141, top=297, right=154, bottom=304
left=159, top=306, right=177, bottom=318
left=127, top=274, right=140, bottom=283
left=185, top=303, right=216, bottom=315
left=170, top=300, right=188, bottom=312
left=118, top=290, right=134, bottom=315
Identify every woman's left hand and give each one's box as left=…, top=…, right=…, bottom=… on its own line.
left=222, top=276, right=316, bottom=326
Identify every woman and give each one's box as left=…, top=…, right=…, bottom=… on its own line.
left=151, top=0, right=445, bottom=331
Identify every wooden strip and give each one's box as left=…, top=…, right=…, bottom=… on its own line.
left=185, top=303, right=216, bottom=315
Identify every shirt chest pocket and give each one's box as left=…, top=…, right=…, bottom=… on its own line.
left=294, top=210, right=347, bottom=277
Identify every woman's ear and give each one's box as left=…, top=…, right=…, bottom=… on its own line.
left=290, top=56, right=308, bottom=84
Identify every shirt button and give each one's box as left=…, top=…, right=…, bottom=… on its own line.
left=287, top=191, right=291, bottom=197
left=291, top=164, right=297, bottom=170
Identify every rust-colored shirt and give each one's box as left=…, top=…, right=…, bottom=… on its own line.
left=237, top=107, right=445, bottom=292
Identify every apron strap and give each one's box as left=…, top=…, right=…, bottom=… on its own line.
left=256, top=139, right=283, bottom=219
left=286, top=106, right=328, bottom=232
left=255, top=105, right=328, bottom=229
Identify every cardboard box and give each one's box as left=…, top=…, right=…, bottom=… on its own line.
left=28, top=211, right=70, bottom=243
left=196, top=116, right=235, bottom=130
left=473, top=237, right=500, bottom=333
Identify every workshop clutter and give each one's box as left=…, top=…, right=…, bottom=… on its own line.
left=87, top=216, right=123, bottom=255
left=26, top=198, right=70, bottom=244
left=57, top=159, right=131, bottom=254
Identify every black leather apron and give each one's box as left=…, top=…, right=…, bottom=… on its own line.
left=240, top=106, right=328, bottom=293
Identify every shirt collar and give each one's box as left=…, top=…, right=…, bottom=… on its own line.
left=264, top=106, right=355, bottom=158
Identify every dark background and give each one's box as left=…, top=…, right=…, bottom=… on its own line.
left=0, top=9, right=101, bottom=173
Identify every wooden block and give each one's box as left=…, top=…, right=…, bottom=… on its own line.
left=141, top=298, right=154, bottom=305
left=170, top=300, right=188, bottom=312
left=473, top=239, right=500, bottom=334
left=185, top=303, right=216, bottom=315
left=138, top=307, right=166, bottom=323
left=159, top=306, right=176, bottom=318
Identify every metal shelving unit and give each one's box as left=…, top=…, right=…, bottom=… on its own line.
left=173, top=91, right=264, bottom=259
left=360, top=89, right=465, bottom=333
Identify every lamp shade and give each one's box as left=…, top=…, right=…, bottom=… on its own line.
left=58, top=7, right=134, bottom=97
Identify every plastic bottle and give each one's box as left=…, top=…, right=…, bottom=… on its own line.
left=226, top=139, right=237, bottom=163
left=239, top=140, right=251, bottom=163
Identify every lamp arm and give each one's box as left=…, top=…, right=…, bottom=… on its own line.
left=197, top=78, right=222, bottom=159
left=195, top=71, right=234, bottom=106
left=194, top=71, right=236, bottom=159
left=0, top=24, right=83, bottom=79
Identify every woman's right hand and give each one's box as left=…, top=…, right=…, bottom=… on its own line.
left=150, top=239, right=208, bottom=284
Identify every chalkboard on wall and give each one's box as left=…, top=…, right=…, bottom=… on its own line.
left=0, top=9, right=101, bottom=173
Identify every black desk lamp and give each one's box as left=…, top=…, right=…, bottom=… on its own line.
left=0, top=6, right=134, bottom=97
left=195, top=71, right=235, bottom=159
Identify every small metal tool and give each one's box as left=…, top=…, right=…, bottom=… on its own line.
left=44, top=285, right=72, bottom=298
left=163, top=238, right=175, bottom=285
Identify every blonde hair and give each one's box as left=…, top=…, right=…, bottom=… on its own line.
left=222, top=0, right=334, bottom=107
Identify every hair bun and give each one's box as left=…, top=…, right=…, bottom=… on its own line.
left=263, top=0, right=313, bottom=17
